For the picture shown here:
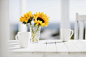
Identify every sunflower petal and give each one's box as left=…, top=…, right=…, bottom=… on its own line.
left=33, top=12, right=49, bottom=27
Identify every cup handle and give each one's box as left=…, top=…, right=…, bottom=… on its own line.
left=15, top=34, right=18, bottom=40
left=70, top=30, right=73, bottom=38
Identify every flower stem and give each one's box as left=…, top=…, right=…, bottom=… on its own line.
left=30, top=22, right=34, bottom=34
left=30, top=22, right=40, bottom=42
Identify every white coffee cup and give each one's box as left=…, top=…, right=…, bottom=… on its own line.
left=15, top=32, right=31, bottom=48
left=60, top=29, right=73, bottom=42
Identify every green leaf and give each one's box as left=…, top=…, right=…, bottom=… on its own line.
left=23, top=22, right=26, bottom=24
left=30, top=16, right=32, bottom=19
left=30, top=17, right=33, bottom=21
left=38, top=24, right=41, bottom=27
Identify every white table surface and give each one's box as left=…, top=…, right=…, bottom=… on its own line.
left=8, top=40, right=86, bottom=57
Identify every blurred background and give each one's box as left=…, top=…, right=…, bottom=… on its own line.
left=9, top=0, right=86, bottom=40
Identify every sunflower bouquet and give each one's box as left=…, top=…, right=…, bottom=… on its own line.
left=20, top=11, right=49, bottom=42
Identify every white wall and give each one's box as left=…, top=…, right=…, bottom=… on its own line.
left=19, top=0, right=27, bottom=32
left=0, top=0, right=9, bottom=57
left=0, top=0, right=1, bottom=55
left=61, top=0, right=70, bottom=29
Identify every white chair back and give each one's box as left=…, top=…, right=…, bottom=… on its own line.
left=74, top=13, right=86, bottom=40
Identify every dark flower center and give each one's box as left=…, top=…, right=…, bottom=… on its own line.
left=37, top=17, right=44, bottom=23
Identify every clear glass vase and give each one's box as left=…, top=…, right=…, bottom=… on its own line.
left=30, top=24, right=41, bottom=43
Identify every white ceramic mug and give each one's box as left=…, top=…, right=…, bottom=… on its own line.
left=15, top=32, right=31, bottom=48
left=60, top=29, right=73, bottom=42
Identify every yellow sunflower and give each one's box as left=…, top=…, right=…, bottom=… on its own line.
left=33, top=12, right=49, bottom=27
left=19, top=11, right=32, bottom=23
